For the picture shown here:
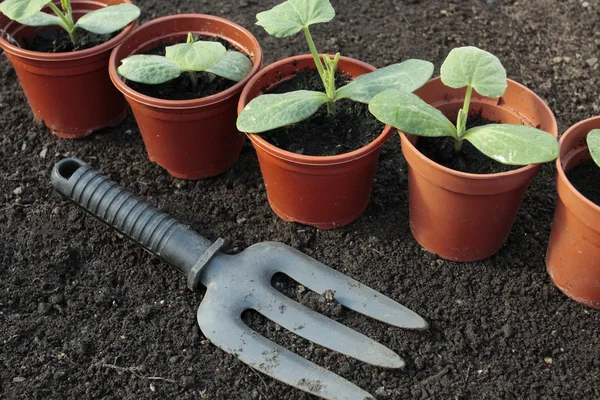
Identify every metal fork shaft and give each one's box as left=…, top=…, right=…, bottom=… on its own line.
left=51, top=158, right=223, bottom=289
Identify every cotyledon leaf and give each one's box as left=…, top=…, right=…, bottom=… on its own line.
left=206, top=51, right=253, bottom=82
left=165, top=40, right=226, bottom=72
left=17, top=11, right=67, bottom=30
left=236, top=91, right=329, bottom=133
left=463, top=124, right=558, bottom=165
left=368, top=90, right=457, bottom=138
left=440, top=46, right=507, bottom=98
left=335, top=59, right=434, bottom=103
left=588, top=129, right=600, bottom=168
left=0, top=0, right=49, bottom=21
left=75, top=3, right=140, bottom=35
left=255, top=0, right=335, bottom=38
left=117, top=55, right=182, bottom=85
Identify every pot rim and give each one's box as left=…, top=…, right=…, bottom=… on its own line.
left=108, top=14, right=263, bottom=110
left=0, top=0, right=136, bottom=62
left=400, top=76, right=559, bottom=181
left=557, top=116, right=600, bottom=214
left=238, top=54, right=393, bottom=167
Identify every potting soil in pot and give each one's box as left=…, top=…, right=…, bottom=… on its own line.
left=259, top=68, right=384, bottom=156
left=416, top=113, right=519, bottom=174
left=566, top=159, right=600, bottom=206
left=24, top=28, right=117, bottom=52
left=125, top=35, right=250, bottom=101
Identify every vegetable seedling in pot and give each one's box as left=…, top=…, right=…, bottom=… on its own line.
left=0, top=0, right=140, bottom=44
left=589, top=129, right=600, bottom=168
left=117, top=32, right=253, bottom=92
left=369, top=46, right=559, bottom=167
left=236, top=0, right=434, bottom=134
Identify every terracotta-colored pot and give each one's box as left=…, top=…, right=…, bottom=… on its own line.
left=0, top=0, right=136, bottom=139
left=109, top=15, right=262, bottom=180
left=546, top=117, right=600, bottom=309
left=400, top=77, right=558, bottom=261
left=238, top=55, right=392, bottom=230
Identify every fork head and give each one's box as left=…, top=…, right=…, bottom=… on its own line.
left=197, top=242, right=428, bottom=400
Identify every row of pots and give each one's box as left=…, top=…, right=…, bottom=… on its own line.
left=0, top=3, right=599, bottom=309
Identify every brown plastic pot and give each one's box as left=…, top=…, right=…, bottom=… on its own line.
left=0, top=0, right=136, bottom=139
left=109, top=15, right=262, bottom=180
left=546, top=117, right=600, bottom=309
left=238, top=55, right=392, bottom=230
left=400, top=77, right=558, bottom=261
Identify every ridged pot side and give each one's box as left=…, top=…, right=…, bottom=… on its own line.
left=546, top=116, right=600, bottom=309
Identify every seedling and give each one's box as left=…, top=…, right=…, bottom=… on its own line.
left=0, top=0, right=140, bottom=44
left=589, top=129, right=600, bottom=168
left=236, top=0, right=433, bottom=133
left=369, top=46, right=559, bottom=166
left=118, top=33, right=253, bottom=92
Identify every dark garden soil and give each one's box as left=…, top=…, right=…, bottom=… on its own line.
left=126, top=36, right=245, bottom=101
left=2, top=1, right=600, bottom=399
left=567, top=159, right=600, bottom=206
left=261, top=69, right=383, bottom=156
left=24, top=28, right=116, bottom=52
left=416, top=114, right=518, bottom=174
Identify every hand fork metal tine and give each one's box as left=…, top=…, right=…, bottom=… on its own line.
left=51, top=158, right=428, bottom=400
left=198, top=290, right=375, bottom=400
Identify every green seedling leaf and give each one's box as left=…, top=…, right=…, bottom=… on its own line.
left=237, top=91, right=329, bottom=133
left=0, top=0, right=49, bottom=21
left=336, top=59, right=434, bottom=103
left=369, top=90, right=457, bottom=138
left=17, top=11, right=67, bottom=29
left=463, top=124, right=558, bottom=165
left=206, top=51, right=253, bottom=82
left=75, top=3, right=140, bottom=35
left=165, top=41, right=226, bottom=72
left=256, top=0, right=335, bottom=38
left=118, top=55, right=182, bottom=85
left=588, top=129, right=600, bottom=167
left=440, top=46, right=507, bottom=98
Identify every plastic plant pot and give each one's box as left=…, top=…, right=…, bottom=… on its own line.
left=109, top=14, right=263, bottom=180
left=546, top=116, right=600, bottom=309
left=0, top=0, right=136, bottom=139
left=400, top=77, right=558, bottom=261
left=237, top=54, right=393, bottom=230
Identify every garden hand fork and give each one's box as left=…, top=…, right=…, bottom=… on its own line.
left=51, top=158, right=428, bottom=400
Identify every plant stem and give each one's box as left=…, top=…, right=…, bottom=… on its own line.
left=453, top=138, right=463, bottom=153
left=457, top=85, right=473, bottom=138
left=188, top=71, right=198, bottom=92
left=48, top=2, right=77, bottom=44
left=302, top=27, right=326, bottom=79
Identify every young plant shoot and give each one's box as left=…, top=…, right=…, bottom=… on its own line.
left=369, top=46, right=559, bottom=166
left=588, top=129, right=600, bottom=168
left=0, top=0, right=140, bottom=44
left=117, top=33, right=253, bottom=91
left=236, top=0, right=433, bottom=133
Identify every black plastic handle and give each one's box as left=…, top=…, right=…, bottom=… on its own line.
left=51, top=158, right=224, bottom=290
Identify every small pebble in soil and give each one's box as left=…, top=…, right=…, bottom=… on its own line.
left=544, top=357, right=553, bottom=364
left=501, top=324, right=515, bottom=338
left=180, top=375, right=195, bottom=388
left=13, top=187, right=23, bottom=196
left=322, top=289, right=336, bottom=303
left=37, top=302, right=51, bottom=315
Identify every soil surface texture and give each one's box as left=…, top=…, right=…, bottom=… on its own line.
left=567, top=159, right=600, bottom=206
left=24, top=28, right=116, bottom=53
left=2, top=1, right=600, bottom=400
left=261, top=69, right=383, bottom=156
left=416, top=113, right=518, bottom=174
left=126, top=36, right=244, bottom=101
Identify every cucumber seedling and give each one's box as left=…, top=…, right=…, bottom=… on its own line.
left=118, top=33, right=253, bottom=91
left=236, top=0, right=434, bottom=133
left=0, top=0, right=140, bottom=44
left=369, top=46, right=559, bottom=166
left=589, top=129, right=600, bottom=168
